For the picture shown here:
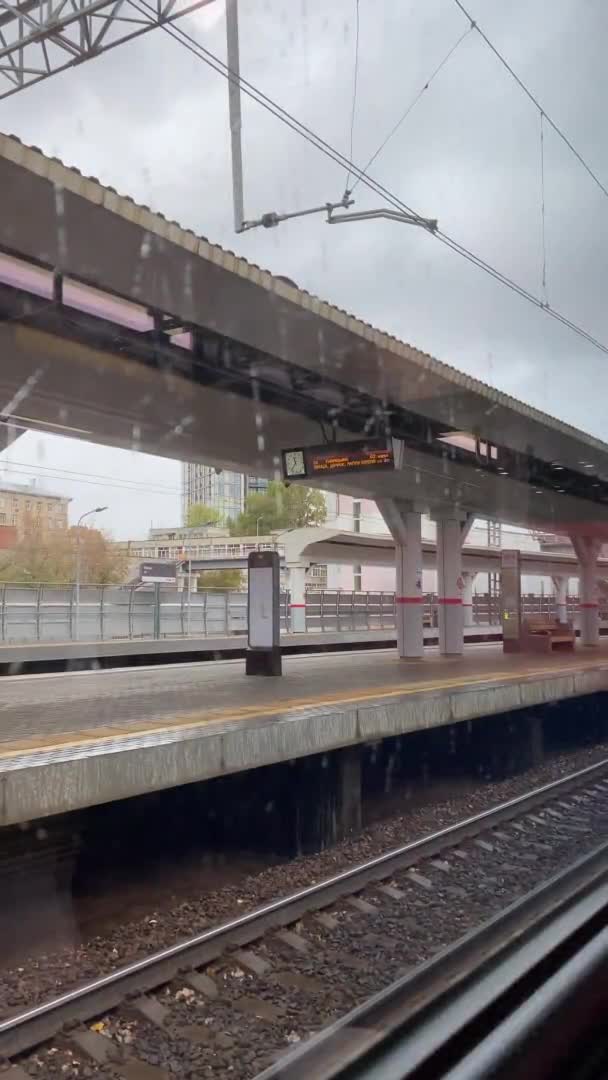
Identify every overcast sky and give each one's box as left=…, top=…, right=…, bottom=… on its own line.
left=1, top=0, right=607, bottom=538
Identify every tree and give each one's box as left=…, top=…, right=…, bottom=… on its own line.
left=197, top=568, right=244, bottom=590
left=0, top=517, right=126, bottom=584
left=71, top=525, right=128, bottom=584
left=231, top=481, right=327, bottom=536
left=186, top=502, right=222, bottom=528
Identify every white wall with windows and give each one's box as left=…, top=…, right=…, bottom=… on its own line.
left=177, top=475, right=559, bottom=596
left=323, top=493, right=553, bottom=595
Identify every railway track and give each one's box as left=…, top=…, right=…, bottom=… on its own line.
left=257, top=841, right=608, bottom=1080
left=3, top=758, right=608, bottom=1079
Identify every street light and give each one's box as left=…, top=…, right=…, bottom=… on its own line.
left=75, top=506, right=108, bottom=641
left=186, top=517, right=217, bottom=636
left=256, top=516, right=263, bottom=538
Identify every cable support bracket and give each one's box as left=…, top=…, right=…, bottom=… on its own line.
left=326, top=207, right=438, bottom=232
left=239, top=193, right=354, bottom=233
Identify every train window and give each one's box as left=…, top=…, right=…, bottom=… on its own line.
left=1, top=4, right=606, bottom=1078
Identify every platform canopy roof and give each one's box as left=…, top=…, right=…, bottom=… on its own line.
left=2, top=133, right=608, bottom=535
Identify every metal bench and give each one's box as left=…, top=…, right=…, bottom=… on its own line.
left=521, top=616, right=575, bottom=653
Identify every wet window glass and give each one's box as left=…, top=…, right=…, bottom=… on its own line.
left=0, top=2, right=607, bottom=1077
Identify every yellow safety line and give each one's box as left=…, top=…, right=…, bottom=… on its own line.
left=1, top=655, right=606, bottom=763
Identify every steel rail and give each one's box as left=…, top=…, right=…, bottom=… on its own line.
left=1, top=757, right=607, bottom=1058
left=256, top=840, right=608, bottom=1079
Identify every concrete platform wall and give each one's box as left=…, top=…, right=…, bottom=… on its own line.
left=2, top=662, right=607, bottom=827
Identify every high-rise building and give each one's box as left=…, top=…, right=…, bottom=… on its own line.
left=181, top=463, right=269, bottom=524
left=244, top=474, right=270, bottom=497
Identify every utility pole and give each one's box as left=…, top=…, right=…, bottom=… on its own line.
left=225, top=0, right=354, bottom=233
left=226, top=0, right=245, bottom=233
left=186, top=555, right=192, bottom=636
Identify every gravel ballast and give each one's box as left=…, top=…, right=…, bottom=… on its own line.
left=11, top=762, right=608, bottom=1080
left=1, top=739, right=607, bottom=1024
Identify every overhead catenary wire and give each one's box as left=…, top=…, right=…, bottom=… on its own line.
left=450, top=0, right=608, bottom=202
left=0, top=461, right=183, bottom=498
left=132, top=0, right=423, bottom=217
left=540, top=110, right=548, bottom=305
left=131, top=0, right=608, bottom=358
left=0, top=466, right=181, bottom=498
left=0, top=462, right=389, bottom=527
left=351, top=21, right=474, bottom=194
left=433, top=229, right=608, bottom=355
left=343, top=0, right=361, bottom=195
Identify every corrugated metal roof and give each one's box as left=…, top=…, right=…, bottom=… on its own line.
left=1, top=130, right=607, bottom=457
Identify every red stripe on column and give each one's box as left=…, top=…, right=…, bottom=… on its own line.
left=289, top=603, right=306, bottom=608
left=437, top=597, right=462, bottom=605
left=579, top=602, right=599, bottom=609
left=395, top=596, right=423, bottom=604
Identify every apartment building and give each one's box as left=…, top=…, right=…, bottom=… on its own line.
left=0, top=482, right=70, bottom=535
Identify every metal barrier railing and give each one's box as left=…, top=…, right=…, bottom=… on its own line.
left=0, top=582, right=601, bottom=645
left=304, top=591, right=397, bottom=633
left=0, top=583, right=249, bottom=644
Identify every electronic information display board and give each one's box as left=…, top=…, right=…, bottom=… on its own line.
left=282, top=439, right=394, bottom=481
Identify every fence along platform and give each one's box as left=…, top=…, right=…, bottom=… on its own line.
left=0, top=582, right=596, bottom=645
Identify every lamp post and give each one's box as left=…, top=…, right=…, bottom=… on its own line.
left=186, top=517, right=216, bottom=636
left=75, top=506, right=108, bottom=641
left=256, top=516, right=263, bottom=539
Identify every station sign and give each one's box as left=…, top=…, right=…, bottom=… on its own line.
left=140, top=560, right=178, bottom=584
left=282, top=438, right=394, bottom=480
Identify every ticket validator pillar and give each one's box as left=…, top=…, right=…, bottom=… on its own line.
left=246, top=550, right=282, bottom=676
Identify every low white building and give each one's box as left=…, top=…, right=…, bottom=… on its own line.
left=321, top=493, right=564, bottom=597
left=151, top=483, right=578, bottom=599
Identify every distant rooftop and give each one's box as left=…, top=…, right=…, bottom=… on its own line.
left=149, top=524, right=230, bottom=540
left=0, top=480, right=70, bottom=502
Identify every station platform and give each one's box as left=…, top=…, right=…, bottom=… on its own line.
left=1, top=642, right=608, bottom=827
left=0, top=624, right=505, bottom=674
